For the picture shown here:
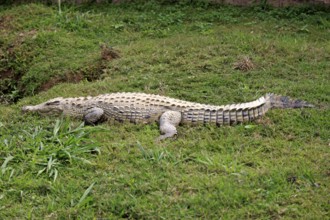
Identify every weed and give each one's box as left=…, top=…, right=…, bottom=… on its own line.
left=137, top=141, right=176, bottom=163
left=0, top=118, right=103, bottom=183
left=75, top=182, right=95, bottom=207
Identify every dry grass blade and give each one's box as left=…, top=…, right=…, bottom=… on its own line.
left=233, top=56, right=255, bottom=71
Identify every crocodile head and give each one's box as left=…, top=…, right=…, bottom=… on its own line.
left=22, top=98, right=64, bottom=115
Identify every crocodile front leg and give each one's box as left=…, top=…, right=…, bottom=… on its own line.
left=157, top=111, right=182, bottom=141
left=83, top=107, right=104, bottom=125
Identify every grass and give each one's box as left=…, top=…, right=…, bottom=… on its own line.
left=0, top=1, right=329, bottom=219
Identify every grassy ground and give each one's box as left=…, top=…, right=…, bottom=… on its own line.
left=0, top=2, right=329, bottom=219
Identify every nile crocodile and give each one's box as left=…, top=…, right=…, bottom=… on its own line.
left=22, top=92, right=314, bottom=140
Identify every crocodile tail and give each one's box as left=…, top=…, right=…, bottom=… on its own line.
left=266, top=93, right=315, bottom=109
left=215, top=94, right=314, bottom=125
left=182, top=94, right=314, bottom=125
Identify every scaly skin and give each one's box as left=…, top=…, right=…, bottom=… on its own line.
left=22, top=92, right=314, bottom=140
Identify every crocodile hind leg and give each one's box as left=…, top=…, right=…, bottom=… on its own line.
left=157, top=111, right=182, bottom=141
left=84, top=107, right=104, bottom=125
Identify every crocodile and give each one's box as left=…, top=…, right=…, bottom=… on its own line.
left=22, top=92, right=314, bottom=140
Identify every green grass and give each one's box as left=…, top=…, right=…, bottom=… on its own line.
left=0, top=2, right=329, bottom=219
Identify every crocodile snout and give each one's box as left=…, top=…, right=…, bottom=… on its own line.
left=22, top=106, right=34, bottom=113
left=21, top=104, right=64, bottom=115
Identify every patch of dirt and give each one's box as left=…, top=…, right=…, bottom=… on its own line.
left=0, top=69, right=23, bottom=104
left=1, top=41, right=120, bottom=103
left=0, top=69, right=15, bottom=79
left=39, top=45, right=121, bottom=92
left=0, top=15, right=13, bottom=31
left=0, top=68, right=23, bottom=88
left=38, top=72, right=85, bottom=92
left=38, top=54, right=112, bottom=92
left=0, top=29, right=37, bottom=103
left=100, top=44, right=121, bottom=61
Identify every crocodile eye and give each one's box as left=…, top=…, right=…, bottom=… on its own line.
left=46, top=101, right=60, bottom=106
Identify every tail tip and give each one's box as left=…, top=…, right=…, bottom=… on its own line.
left=292, top=99, right=315, bottom=108
left=265, top=93, right=315, bottom=109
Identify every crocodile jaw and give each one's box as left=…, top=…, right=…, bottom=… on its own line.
left=22, top=104, right=63, bottom=115
left=22, top=98, right=64, bottom=116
